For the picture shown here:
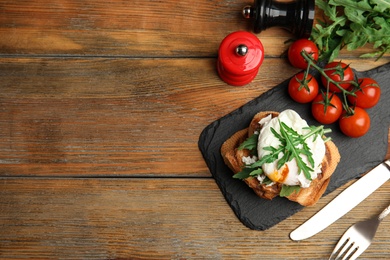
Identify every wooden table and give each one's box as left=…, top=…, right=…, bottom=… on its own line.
left=1, top=1, right=389, bottom=259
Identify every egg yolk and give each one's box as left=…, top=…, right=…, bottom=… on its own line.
left=267, top=164, right=289, bottom=183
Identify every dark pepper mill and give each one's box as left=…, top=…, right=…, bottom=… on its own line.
left=243, top=0, right=315, bottom=38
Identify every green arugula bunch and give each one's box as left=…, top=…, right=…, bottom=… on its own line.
left=312, top=0, right=390, bottom=61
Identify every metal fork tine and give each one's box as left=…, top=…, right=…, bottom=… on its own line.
left=329, top=235, right=348, bottom=259
left=348, top=246, right=367, bottom=260
left=329, top=202, right=390, bottom=259
left=341, top=242, right=357, bottom=260
left=336, top=238, right=352, bottom=259
left=329, top=251, right=336, bottom=259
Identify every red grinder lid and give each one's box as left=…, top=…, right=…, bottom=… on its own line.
left=217, top=31, right=264, bottom=86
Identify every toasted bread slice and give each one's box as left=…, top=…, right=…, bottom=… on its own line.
left=221, top=111, right=340, bottom=206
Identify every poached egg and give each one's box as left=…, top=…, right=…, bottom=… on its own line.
left=257, top=110, right=325, bottom=188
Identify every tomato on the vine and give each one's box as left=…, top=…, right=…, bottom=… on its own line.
left=339, top=107, right=370, bottom=138
left=311, top=93, right=342, bottom=124
left=288, top=39, right=319, bottom=69
left=347, top=78, right=381, bottom=108
left=321, top=62, right=354, bottom=93
left=288, top=72, right=319, bottom=103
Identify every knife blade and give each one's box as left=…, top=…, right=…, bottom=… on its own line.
left=290, top=159, right=390, bottom=241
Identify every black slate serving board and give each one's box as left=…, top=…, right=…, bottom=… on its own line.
left=198, top=62, right=390, bottom=231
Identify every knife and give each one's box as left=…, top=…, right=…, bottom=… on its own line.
left=290, top=159, right=390, bottom=241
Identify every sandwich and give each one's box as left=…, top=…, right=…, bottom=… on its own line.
left=221, top=109, right=340, bottom=206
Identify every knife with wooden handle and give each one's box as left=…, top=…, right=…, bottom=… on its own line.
left=290, top=159, right=390, bottom=241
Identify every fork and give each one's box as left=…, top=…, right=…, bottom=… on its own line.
left=329, top=203, right=390, bottom=260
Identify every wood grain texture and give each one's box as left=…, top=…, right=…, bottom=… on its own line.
left=0, top=0, right=286, bottom=56
left=0, top=57, right=298, bottom=177
left=0, top=0, right=390, bottom=258
left=1, top=57, right=388, bottom=177
left=0, top=0, right=384, bottom=57
left=1, top=178, right=390, bottom=259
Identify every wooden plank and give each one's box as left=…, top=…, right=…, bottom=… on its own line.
left=0, top=58, right=292, bottom=177
left=0, top=0, right=385, bottom=57
left=1, top=177, right=389, bottom=259
left=1, top=1, right=389, bottom=259
left=0, top=0, right=291, bottom=56
left=1, top=57, right=389, bottom=177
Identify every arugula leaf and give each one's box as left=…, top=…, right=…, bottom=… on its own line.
left=278, top=120, right=314, bottom=180
left=316, top=0, right=338, bottom=21
left=233, top=168, right=252, bottom=179
left=233, top=167, right=263, bottom=180
left=262, top=176, right=273, bottom=185
left=238, top=133, right=259, bottom=151
left=250, top=149, right=280, bottom=169
left=312, top=0, right=390, bottom=60
left=280, top=185, right=301, bottom=197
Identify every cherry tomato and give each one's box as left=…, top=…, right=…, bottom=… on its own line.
left=347, top=78, right=381, bottom=108
left=311, top=93, right=342, bottom=124
left=288, top=39, right=319, bottom=69
left=339, top=107, right=370, bottom=138
left=321, top=62, right=354, bottom=93
left=288, top=72, right=319, bottom=103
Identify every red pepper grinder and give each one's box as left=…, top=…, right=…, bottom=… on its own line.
left=217, top=31, right=264, bottom=86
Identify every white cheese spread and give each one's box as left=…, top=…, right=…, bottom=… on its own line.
left=242, top=155, right=258, bottom=165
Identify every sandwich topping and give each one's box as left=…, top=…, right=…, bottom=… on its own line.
left=235, top=109, right=331, bottom=196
